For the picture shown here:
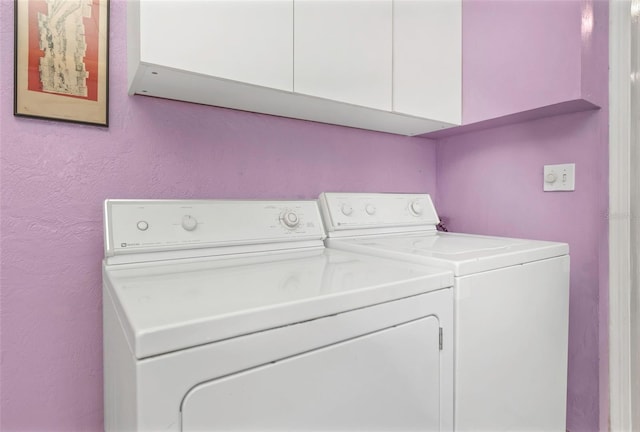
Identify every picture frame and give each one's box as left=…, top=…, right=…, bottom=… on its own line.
left=14, top=0, right=109, bottom=127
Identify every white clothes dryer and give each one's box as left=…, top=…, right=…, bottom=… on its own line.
left=318, top=192, right=570, bottom=432
left=102, top=199, right=455, bottom=432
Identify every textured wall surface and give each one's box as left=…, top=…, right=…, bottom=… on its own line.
left=0, top=1, right=437, bottom=430
left=463, top=0, right=585, bottom=124
left=0, top=0, right=610, bottom=431
left=449, top=2, right=609, bottom=430
left=437, top=111, right=608, bottom=432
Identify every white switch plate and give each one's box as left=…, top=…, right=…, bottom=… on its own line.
left=544, top=163, right=575, bottom=191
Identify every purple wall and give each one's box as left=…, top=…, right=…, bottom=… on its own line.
left=436, top=111, right=608, bottom=432
left=0, top=1, right=437, bottom=430
left=462, top=0, right=597, bottom=124
left=437, top=2, right=609, bottom=431
left=0, top=0, right=609, bottom=431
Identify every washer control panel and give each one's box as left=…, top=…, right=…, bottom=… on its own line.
left=105, top=200, right=325, bottom=256
left=318, top=193, right=439, bottom=232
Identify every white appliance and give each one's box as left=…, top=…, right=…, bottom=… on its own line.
left=103, top=199, right=455, bottom=431
left=318, top=192, right=570, bottom=432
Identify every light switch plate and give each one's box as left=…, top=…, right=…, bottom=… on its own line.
left=544, top=163, right=575, bottom=191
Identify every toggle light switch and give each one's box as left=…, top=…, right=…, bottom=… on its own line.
left=543, top=164, right=575, bottom=191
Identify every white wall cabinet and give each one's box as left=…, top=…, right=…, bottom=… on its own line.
left=127, top=0, right=461, bottom=136
left=393, top=0, right=461, bottom=124
left=129, top=0, right=293, bottom=92
left=294, top=0, right=392, bottom=111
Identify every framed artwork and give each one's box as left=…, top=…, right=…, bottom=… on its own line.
left=14, top=0, right=109, bottom=126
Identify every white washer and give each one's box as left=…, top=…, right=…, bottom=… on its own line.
left=102, top=199, right=455, bottom=431
left=318, top=192, right=570, bottom=432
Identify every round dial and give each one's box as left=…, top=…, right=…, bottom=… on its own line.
left=545, top=172, right=557, bottom=183
left=181, top=215, right=198, bottom=231
left=341, top=204, right=353, bottom=216
left=365, top=204, right=376, bottom=215
left=282, top=211, right=300, bottom=228
left=410, top=200, right=423, bottom=215
left=136, top=221, right=149, bottom=231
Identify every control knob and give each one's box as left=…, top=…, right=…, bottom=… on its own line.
left=341, top=204, right=353, bottom=216
left=545, top=172, right=558, bottom=184
left=181, top=215, right=198, bottom=231
left=365, top=204, right=376, bottom=215
left=410, top=200, right=424, bottom=216
left=282, top=211, right=300, bottom=229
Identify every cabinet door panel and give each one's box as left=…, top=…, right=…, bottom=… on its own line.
left=139, top=0, right=293, bottom=91
left=393, top=0, right=461, bottom=124
left=294, top=0, right=392, bottom=110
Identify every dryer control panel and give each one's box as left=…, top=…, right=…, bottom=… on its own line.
left=318, top=193, right=439, bottom=232
left=104, top=200, right=325, bottom=257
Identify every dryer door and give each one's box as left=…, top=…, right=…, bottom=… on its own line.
left=181, top=315, right=441, bottom=431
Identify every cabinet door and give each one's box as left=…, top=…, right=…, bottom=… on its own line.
left=139, top=0, right=293, bottom=91
left=393, top=0, right=461, bottom=124
left=294, top=0, right=392, bottom=110
left=182, top=316, right=441, bottom=431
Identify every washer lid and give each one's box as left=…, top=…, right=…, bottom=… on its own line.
left=327, top=232, right=569, bottom=276
left=104, top=248, right=453, bottom=359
